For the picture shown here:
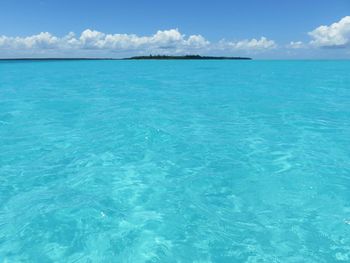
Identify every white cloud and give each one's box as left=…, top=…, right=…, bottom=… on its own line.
left=288, top=41, right=305, bottom=49
left=223, top=37, right=277, bottom=50
left=79, top=29, right=106, bottom=48
left=185, top=35, right=209, bottom=47
left=309, top=16, right=350, bottom=48
left=0, top=32, right=59, bottom=49
left=0, top=29, right=276, bottom=56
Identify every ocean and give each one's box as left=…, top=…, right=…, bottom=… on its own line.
left=0, top=60, right=350, bottom=262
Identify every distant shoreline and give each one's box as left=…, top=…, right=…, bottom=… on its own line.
left=125, top=55, right=252, bottom=60
left=0, top=55, right=252, bottom=61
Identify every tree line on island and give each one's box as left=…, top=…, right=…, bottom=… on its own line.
left=125, top=55, right=252, bottom=60
left=0, top=55, right=252, bottom=61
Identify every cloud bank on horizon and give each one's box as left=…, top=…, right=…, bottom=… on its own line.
left=0, top=16, right=349, bottom=57
left=0, top=29, right=276, bottom=55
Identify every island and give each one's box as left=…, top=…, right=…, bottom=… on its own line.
left=124, top=55, right=252, bottom=60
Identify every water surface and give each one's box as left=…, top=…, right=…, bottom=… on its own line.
left=0, top=60, right=350, bottom=262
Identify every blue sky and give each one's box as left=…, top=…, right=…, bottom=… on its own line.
left=0, top=0, right=349, bottom=58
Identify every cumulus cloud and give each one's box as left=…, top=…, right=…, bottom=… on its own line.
left=0, top=29, right=276, bottom=56
left=0, top=32, right=59, bottom=49
left=223, top=37, right=277, bottom=50
left=309, top=16, right=350, bottom=48
left=288, top=41, right=305, bottom=49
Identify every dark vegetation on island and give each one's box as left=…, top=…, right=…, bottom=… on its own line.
left=125, top=55, right=252, bottom=60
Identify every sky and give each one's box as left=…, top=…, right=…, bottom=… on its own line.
left=0, top=0, right=349, bottom=59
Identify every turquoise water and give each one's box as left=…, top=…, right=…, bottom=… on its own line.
left=0, top=60, right=350, bottom=262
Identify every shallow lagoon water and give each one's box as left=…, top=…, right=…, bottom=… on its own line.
left=0, top=60, right=350, bottom=262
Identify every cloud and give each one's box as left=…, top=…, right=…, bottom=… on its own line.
left=0, top=29, right=275, bottom=56
left=288, top=41, right=305, bottom=49
left=223, top=37, right=277, bottom=50
left=0, top=32, right=59, bottom=49
left=309, top=16, right=350, bottom=48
